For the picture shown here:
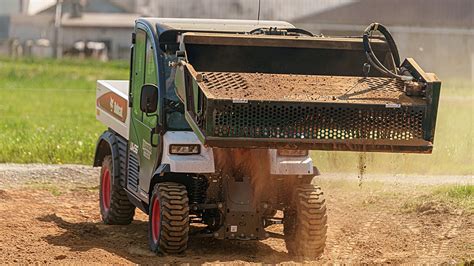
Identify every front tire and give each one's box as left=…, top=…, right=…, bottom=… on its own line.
left=99, top=155, right=135, bottom=224
left=149, top=182, right=190, bottom=254
left=284, top=184, right=327, bottom=259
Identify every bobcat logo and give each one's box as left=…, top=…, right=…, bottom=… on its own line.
left=96, top=92, right=128, bottom=122
left=109, top=98, right=123, bottom=118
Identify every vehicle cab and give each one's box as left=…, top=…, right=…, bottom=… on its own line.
left=126, top=18, right=296, bottom=205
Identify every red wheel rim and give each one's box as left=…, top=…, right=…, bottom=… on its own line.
left=151, top=196, right=161, bottom=243
left=101, top=167, right=111, bottom=212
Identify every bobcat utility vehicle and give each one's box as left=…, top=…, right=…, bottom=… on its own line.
left=93, top=18, right=441, bottom=258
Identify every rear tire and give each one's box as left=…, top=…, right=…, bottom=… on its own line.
left=149, top=182, right=190, bottom=254
left=283, top=184, right=327, bottom=259
left=99, top=155, right=135, bottom=225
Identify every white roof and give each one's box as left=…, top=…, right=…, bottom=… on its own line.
left=61, top=15, right=294, bottom=32
left=142, top=17, right=295, bottom=32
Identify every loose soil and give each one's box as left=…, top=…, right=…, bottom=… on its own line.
left=0, top=164, right=472, bottom=264
left=200, top=72, right=424, bottom=105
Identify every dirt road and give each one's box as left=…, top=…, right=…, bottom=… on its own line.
left=0, top=164, right=472, bottom=264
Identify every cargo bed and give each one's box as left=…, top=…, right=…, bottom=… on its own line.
left=96, top=80, right=130, bottom=139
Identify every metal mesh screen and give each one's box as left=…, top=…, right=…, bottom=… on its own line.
left=208, top=102, right=425, bottom=141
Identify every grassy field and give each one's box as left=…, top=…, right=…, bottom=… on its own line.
left=0, top=57, right=473, bottom=175
left=0, top=57, right=127, bottom=164
left=402, top=184, right=474, bottom=213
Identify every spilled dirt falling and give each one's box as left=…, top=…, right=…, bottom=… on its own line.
left=358, top=153, right=367, bottom=187
left=213, top=148, right=271, bottom=205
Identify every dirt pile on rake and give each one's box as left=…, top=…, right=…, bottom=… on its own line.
left=200, top=72, right=423, bottom=105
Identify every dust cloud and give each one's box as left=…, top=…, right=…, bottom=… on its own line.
left=213, top=148, right=271, bottom=205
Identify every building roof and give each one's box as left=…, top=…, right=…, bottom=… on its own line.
left=61, top=12, right=139, bottom=28
left=293, top=0, right=473, bottom=29
left=38, top=0, right=134, bottom=15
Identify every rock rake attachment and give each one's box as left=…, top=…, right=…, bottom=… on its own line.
left=174, top=30, right=441, bottom=153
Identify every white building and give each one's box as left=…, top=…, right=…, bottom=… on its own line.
left=293, top=0, right=474, bottom=80
left=2, top=0, right=473, bottom=79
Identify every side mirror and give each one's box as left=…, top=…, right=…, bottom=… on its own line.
left=140, top=84, right=158, bottom=113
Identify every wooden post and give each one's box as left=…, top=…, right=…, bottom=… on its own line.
left=53, top=0, right=63, bottom=59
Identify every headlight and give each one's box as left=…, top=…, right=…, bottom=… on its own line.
left=277, top=149, right=309, bottom=157
left=169, top=144, right=200, bottom=155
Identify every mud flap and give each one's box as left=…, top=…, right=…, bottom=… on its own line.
left=217, top=175, right=266, bottom=240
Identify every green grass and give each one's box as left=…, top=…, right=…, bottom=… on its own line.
left=434, top=184, right=474, bottom=202
left=0, top=57, right=127, bottom=90
left=0, top=57, right=473, bottom=176
left=402, top=184, right=474, bottom=213
left=0, top=57, right=128, bottom=164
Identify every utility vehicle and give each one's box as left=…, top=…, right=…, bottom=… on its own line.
left=94, top=18, right=440, bottom=257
